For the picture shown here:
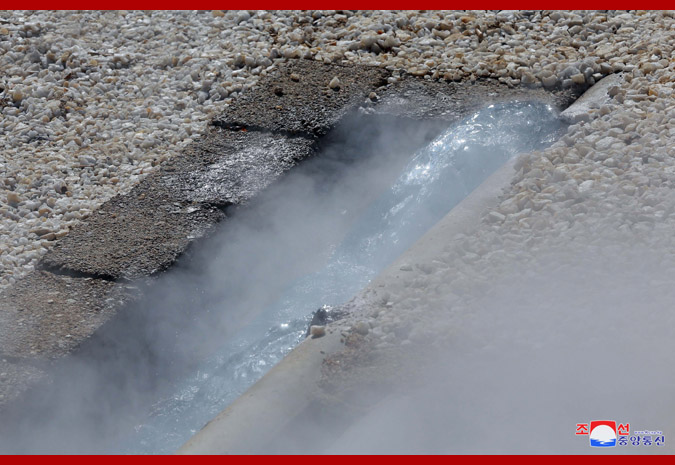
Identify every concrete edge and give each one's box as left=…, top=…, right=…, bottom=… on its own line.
left=177, top=329, right=345, bottom=454
left=372, top=157, right=518, bottom=287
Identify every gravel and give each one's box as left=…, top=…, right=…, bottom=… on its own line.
left=0, top=10, right=674, bottom=292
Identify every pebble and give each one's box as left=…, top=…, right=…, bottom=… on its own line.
left=6, top=193, right=21, bottom=207
left=328, top=76, right=341, bottom=89
left=570, top=73, right=587, bottom=85
left=540, top=75, right=558, bottom=89
left=351, top=321, right=370, bottom=336
left=309, top=325, right=326, bottom=339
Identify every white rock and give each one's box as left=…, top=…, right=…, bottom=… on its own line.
left=594, top=137, right=619, bottom=151
left=487, top=211, right=506, bottom=223
left=78, top=155, right=96, bottom=167
left=578, top=180, right=595, bottom=194
left=351, top=321, right=370, bottom=336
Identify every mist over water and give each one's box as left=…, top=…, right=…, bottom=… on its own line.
left=0, top=102, right=567, bottom=454
left=323, top=245, right=675, bottom=454
left=337, top=101, right=563, bottom=272
left=122, top=102, right=562, bottom=453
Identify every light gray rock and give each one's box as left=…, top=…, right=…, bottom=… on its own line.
left=595, top=136, right=620, bottom=151
left=560, top=73, right=624, bottom=124
left=351, top=321, right=370, bottom=336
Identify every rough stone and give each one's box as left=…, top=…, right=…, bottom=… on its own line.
left=213, top=60, right=389, bottom=136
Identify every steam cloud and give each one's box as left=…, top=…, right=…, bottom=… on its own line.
left=5, top=102, right=670, bottom=455
left=322, top=243, right=675, bottom=454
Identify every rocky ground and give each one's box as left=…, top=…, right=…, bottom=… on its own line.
left=1, top=10, right=673, bottom=290
left=1, top=10, right=674, bottom=452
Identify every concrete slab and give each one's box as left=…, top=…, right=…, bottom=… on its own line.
left=213, top=60, right=389, bottom=136
left=40, top=183, right=225, bottom=280
left=0, top=270, right=126, bottom=360
left=40, top=129, right=315, bottom=280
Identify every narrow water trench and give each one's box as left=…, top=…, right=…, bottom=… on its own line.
left=0, top=101, right=565, bottom=454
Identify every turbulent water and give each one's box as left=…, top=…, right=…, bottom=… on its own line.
left=119, top=101, right=564, bottom=453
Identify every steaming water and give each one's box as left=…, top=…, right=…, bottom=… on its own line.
left=119, top=101, right=564, bottom=453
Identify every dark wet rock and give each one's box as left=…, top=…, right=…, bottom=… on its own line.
left=213, top=60, right=389, bottom=137
left=305, top=305, right=348, bottom=337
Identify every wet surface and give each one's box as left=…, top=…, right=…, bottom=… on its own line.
left=164, top=131, right=316, bottom=206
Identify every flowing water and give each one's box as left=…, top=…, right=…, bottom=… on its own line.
left=120, top=101, right=565, bottom=453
